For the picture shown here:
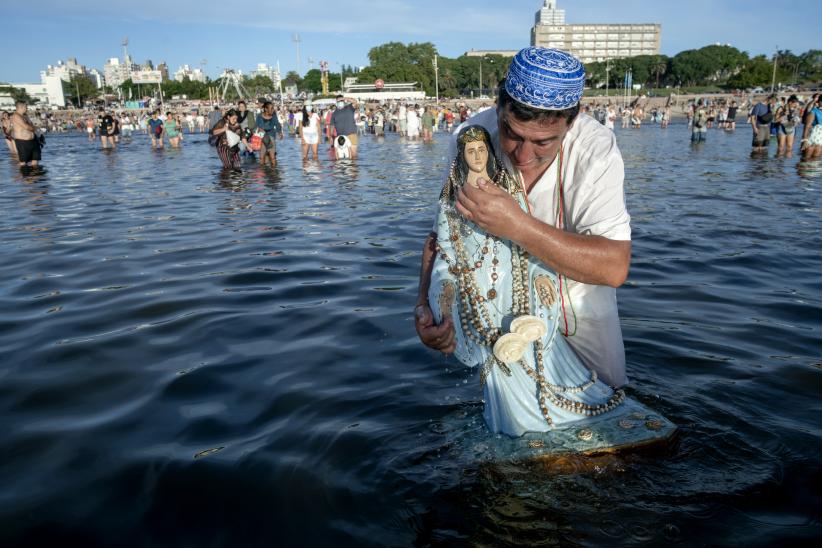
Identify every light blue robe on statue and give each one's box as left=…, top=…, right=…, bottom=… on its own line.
left=429, top=161, right=623, bottom=438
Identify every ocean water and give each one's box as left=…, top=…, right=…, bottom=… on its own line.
left=1, top=121, right=820, bottom=546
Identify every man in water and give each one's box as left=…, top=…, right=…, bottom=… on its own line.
left=691, top=99, right=708, bottom=143
left=726, top=100, right=738, bottom=130
left=208, top=105, right=223, bottom=131
left=751, top=95, right=775, bottom=153
left=10, top=101, right=41, bottom=169
left=147, top=110, right=164, bottom=149
left=98, top=108, right=115, bottom=149
left=330, top=94, right=359, bottom=159
left=415, top=47, right=632, bottom=388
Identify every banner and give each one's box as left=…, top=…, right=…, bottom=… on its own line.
left=132, top=70, right=162, bottom=84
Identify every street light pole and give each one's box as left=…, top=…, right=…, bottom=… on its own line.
left=605, top=58, right=610, bottom=97
left=770, top=45, right=778, bottom=94
left=433, top=55, right=439, bottom=103
left=479, top=57, right=483, bottom=97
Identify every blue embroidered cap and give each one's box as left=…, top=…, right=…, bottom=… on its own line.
left=505, top=47, right=585, bottom=110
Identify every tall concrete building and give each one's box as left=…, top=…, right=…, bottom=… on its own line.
left=157, top=62, right=170, bottom=82
left=174, top=64, right=207, bottom=83
left=40, top=58, right=87, bottom=83
left=531, top=0, right=661, bottom=64
left=104, top=58, right=131, bottom=87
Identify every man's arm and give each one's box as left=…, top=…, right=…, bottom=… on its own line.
left=456, top=181, right=631, bottom=288
left=12, top=113, right=34, bottom=132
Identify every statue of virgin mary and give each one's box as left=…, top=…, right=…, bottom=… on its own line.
left=429, top=124, right=626, bottom=438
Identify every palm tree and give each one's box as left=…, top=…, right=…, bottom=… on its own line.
left=652, top=58, right=667, bottom=89
left=441, top=70, right=456, bottom=93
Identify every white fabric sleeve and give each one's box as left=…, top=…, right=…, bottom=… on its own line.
left=567, top=134, right=631, bottom=242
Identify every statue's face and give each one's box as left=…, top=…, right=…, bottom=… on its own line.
left=464, top=140, right=488, bottom=174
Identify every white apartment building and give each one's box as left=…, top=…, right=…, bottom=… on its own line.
left=11, top=76, right=66, bottom=108
left=174, top=64, right=206, bottom=83
left=103, top=57, right=135, bottom=88
left=39, top=58, right=105, bottom=89
left=88, top=69, right=105, bottom=89
left=40, top=58, right=86, bottom=83
left=250, top=63, right=278, bottom=81
left=531, top=0, right=661, bottom=64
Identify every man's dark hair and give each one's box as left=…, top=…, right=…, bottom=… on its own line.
left=336, top=94, right=344, bottom=100
left=15, top=100, right=27, bottom=106
left=497, top=84, right=579, bottom=125
left=238, top=100, right=246, bottom=106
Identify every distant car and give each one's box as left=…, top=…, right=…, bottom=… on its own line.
left=750, top=87, right=765, bottom=93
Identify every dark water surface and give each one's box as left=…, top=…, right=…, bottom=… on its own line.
left=1, top=122, right=820, bottom=546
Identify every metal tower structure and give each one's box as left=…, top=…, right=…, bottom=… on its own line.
left=218, top=69, right=249, bottom=101
left=292, top=34, right=302, bottom=75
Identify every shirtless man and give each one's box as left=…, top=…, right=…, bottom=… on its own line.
left=11, top=101, right=41, bottom=168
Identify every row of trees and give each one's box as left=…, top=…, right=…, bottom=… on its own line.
left=584, top=45, right=822, bottom=90
left=354, top=42, right=511, bottom=98
left=309, top=42, right=820, bottom=98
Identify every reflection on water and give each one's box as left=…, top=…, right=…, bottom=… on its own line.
left=0, top=122, right=820, bottom=546
left=797, top=158, right=822, bottom=179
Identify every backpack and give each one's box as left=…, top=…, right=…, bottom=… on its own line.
left=694, top=108, right=707, bottom=128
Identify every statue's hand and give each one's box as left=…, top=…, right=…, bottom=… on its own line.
left=415, top=304, right=456, bottom=355
left=456, top=179, right=523, bottom=240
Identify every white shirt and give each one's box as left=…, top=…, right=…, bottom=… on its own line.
left=406, top=109, right=420, bottom=131
left=442, top=107, right=631, bottom=386
left=302, top=112, right=320, bottom=134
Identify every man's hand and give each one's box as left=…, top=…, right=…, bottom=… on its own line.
left=455, top=178, right=525, bottom=241
left=415, top=304, right=456, bottom=354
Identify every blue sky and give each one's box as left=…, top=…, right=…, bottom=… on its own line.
left=1, top=0, right=817, bottom=83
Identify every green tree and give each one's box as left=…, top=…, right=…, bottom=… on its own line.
left=0, top=84, right=37, bottom=104
left=798, top=50, right=822, bottom=82
left=358, top=41, right=439, bottom=95
left=726, top=55, right=773, bottom=89
left=650, top=56, right=668, bottom=88
left=301, top=69, right=323, bottom=93
left=244, top=75, right=275, bottom=97
left=284, top=71, right=302, bottom=88
left=62, top=74, right=98, bottom=106
left=669, top=45, right=748, bottom=86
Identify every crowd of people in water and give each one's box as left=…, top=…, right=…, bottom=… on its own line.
left=3, top=90, right=821, bottom=172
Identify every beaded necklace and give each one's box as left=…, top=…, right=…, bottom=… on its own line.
left=550, top=146, right=578, bottom=337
